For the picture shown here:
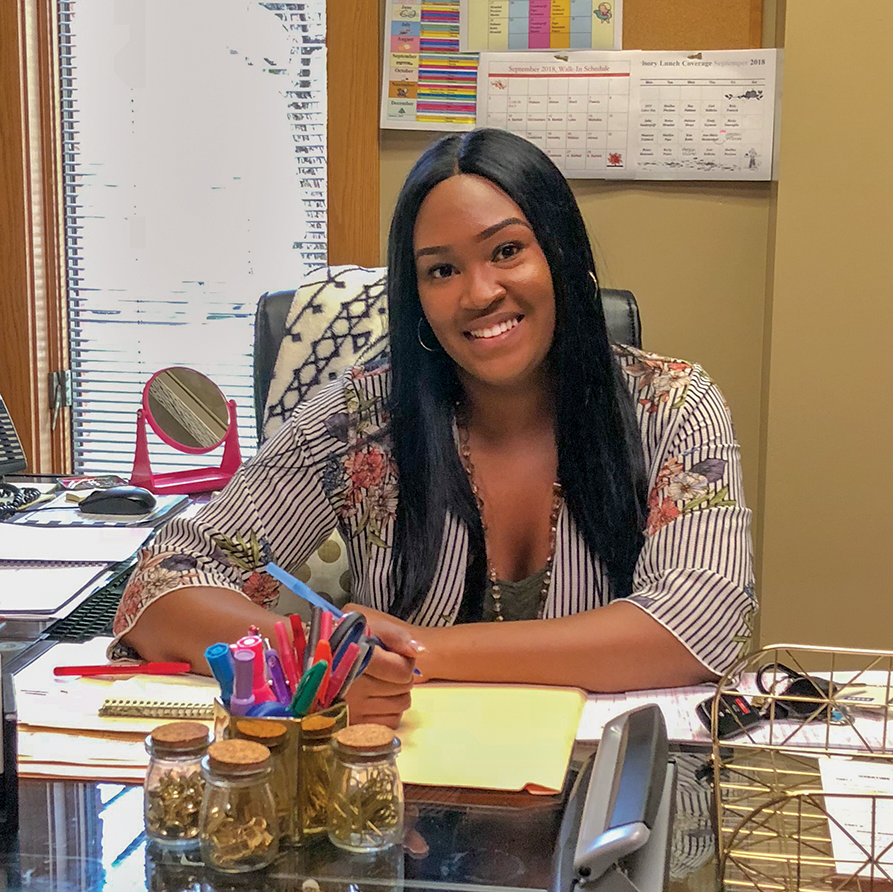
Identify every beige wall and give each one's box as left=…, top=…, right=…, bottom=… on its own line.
left=380, top=0, right=893, bottom=651
left=758, top=0, right=893, bottom=649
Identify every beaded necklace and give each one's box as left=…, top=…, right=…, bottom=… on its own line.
left=457, top=425, right=562, bottom=621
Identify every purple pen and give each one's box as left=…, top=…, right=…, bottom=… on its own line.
left=230, top=648, right=256, bottom=716
left=265, top=649, right=291, bottom=705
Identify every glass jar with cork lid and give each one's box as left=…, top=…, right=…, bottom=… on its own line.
left=327, top=723, right=403, bottom=853
left=199, top=739, right=280, bottom=873
left=297, top=713, right=336, bottom=840
left=232, top=718, right=291, bottom=842
left=144, top=721, right=210, bottom=846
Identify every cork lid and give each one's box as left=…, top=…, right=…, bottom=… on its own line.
left=333, top=723, right=399, bottom=756
left=148, top=721, right=210, bottom=754
left=234, top=719, right=288, bottom=748
left=301, top=714, right=335, bottom=740
left=207, top=738, right=270, bottom=774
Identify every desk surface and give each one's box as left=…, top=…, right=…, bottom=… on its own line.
left=0, top=749, right=718, bottom=892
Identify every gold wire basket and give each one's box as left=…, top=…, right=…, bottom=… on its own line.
left=711, top=644, right=893, bottom=891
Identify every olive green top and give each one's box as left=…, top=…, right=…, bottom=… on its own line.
left=482, top=567, right=548, bottom=622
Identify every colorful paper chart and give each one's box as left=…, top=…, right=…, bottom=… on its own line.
left=381, top=1, right=478, bottom=130
left=461, top=0, right=621, bottom=52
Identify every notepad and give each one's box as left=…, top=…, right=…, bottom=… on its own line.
left=396, top=683, right=586, bottom=794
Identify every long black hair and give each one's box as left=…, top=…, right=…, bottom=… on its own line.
left=387, top=128, right=647, bottom=620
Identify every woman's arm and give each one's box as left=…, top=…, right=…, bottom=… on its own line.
left=123, top=585, right=287, bottom=669
left=351, top=601, right=711, bottom=691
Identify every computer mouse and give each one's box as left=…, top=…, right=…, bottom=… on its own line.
left=78, top=485, right=157, bottom=516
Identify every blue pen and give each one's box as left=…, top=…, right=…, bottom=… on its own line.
left=205, top=642, right=235, bottom=705
left=267, top=562, right=420, bottom=674
left=332, top=619, right=366, bottom=671
left=266, top=562, right=344, bottom=618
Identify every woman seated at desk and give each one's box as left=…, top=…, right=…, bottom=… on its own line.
left=112, top=129, right=755, bottom=729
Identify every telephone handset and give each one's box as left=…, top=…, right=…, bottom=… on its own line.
left=0, top=393, right=27, bottom=479
left=550, top=704, right=676, bottom=892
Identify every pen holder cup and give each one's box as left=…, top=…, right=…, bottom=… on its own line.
left=213, top=698, right=348, bottom=846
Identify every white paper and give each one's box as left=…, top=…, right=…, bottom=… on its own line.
left=0, top=523, right=151, bottom=563
left=631, top=49, right=777, bottom=181
left=577, top=684, right=715, bottom=743
left=819, top=757, right=893, bottom=879
left=475, top=49, right=779, bottom=181
left=0, top=565, right=106, bottom=614
left=477, top=51, right=636, bottom=179
left=577, top=672, right=893, bottom=747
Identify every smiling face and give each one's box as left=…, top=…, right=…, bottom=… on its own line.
left=413, top=174, right=556, bottom=394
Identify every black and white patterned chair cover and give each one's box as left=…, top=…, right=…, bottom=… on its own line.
left=261, top=265, right=388, bottom=442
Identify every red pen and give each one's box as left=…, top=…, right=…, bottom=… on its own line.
left=289, top=614, right=306, bottom=670
left=318, top=611, right=333, bottom=645
left=274, top=620, right=299, bottom=693
left=53, top=662, right=191, bottom=677
left=313, top=640, right=332, bottom=710
left=322, top=642, right=359, bottom=708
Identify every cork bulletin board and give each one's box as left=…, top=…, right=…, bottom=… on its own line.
left=622, top=0, right=763, bottom=51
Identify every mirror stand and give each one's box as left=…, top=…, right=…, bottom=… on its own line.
left=130, top=401, right=242, bottom=496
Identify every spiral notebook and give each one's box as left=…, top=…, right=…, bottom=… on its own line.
left=98, top=698, right=214, bottom=719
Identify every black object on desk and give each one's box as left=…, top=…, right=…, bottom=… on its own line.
left=78, top=485, right=156, bottom=516
left=44, top=564, right=135, bottom=642
left=0, top=661, right=17, bottom=838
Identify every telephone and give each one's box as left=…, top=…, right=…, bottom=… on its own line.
left=0, top=393, right=27, bottom=479
left=551, top=704, right=676, bottom=892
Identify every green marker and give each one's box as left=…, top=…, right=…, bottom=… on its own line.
left=289, top=660, right=327, bottom=717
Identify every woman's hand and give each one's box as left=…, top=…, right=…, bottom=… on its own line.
left=342, top=604, right=426, bottom=729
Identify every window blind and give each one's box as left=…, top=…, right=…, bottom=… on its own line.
left=58, top=0, right=327, bottom=475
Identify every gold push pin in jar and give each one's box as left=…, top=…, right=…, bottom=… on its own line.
left=327, top=723, right=403, bottom=853
left=199, top=739, right=280, bottom=873
left=298, top=714, right=336, bottom=840
left=233, top=719, right=291, bottom=842
left=144, top=721, right=210, bottom=845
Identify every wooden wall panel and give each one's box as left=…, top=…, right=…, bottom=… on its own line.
left=0, top=0, right=68, bottom=474
left=0, top=0, right=41, bottom=471
left=327, top=0, right=380, bottom=267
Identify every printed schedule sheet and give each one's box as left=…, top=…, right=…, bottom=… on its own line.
left=476, top=49, right=779, bottom=180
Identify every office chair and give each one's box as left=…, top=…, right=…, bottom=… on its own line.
left=254, top=265, right=641, bottom=442
left=252, top=265, right=641, bottom=602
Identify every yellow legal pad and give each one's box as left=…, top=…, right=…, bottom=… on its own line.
left=396, top=682, right=586, bottom=794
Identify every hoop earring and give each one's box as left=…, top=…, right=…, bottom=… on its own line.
left=589, top=270, right=599, bottom=291
left=417, top=318, right=441, bottom=353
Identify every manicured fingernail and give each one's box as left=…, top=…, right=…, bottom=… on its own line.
left=410, top=640, right=426, bottom=653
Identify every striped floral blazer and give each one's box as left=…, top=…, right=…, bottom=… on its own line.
left=111, top=345, right=756, bottom=676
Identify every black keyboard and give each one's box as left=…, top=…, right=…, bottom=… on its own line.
left=44, top=564, right=135, bottom=641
